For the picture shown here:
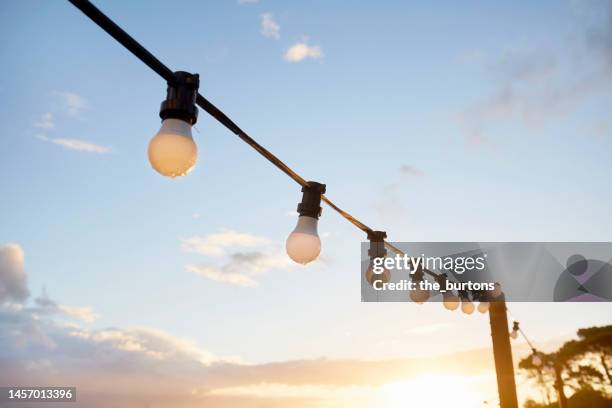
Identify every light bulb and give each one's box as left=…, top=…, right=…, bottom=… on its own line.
left=532, top=354, right=542, bottom=367
left=461, top=300, right=475, bottom=314
left=510, top=330, right=519, bottom=339
left=286, top=216, right=321, bottom=264
left=365, top=261, right=391, bottom=287
left=443, top=292, right=461, bottom=311
left=410, top=283, right=430, bottom=304
left=478, top=301, right=490, bottom=314
left=148, top=118, right=198, bottom=177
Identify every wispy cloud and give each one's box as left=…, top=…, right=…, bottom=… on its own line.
left=183, top=230, right=293, bottom=287
left=405, top=323, right=453, bottom=335
left=37, top=135, right=111, bottom=154
left=460, top=2, right=612, bottom=145
left=284, top=42, right=323, bottom=63
left=33, top=288, right=98, bottom=323
left=238, top=0, right=258, bottom=4
left=54, top=91, right=88, bottom=115
left=0, top=243, right=29, bottom=304
left=373, top=165, right=424, bottom=219
left=33, top=113, right=55, bottom=130
left=187, top=251, right=291, bottom=287
left=182, top=230, right=270, bottom=257
left=1, top=244, right=98, bottom=325
left=0, top=253, right=501, bottom=408
left=399, top=165, right=424, bottom=178
left=260, top=13, right=280, bottom=39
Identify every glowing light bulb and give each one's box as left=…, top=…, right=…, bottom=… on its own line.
left=510, top=330, right=519, bottom=339
left=286, top=216, right=321, bottom=264
left=532, top=354, right=542, bottom=367
left=365, top=260, right=391, bottom=287
left=410, top=283, right=430, bottom=304
left=477, top=301, right=490, bottom=314
left=148, top=118, right=197, bottom=177
left=442, top=292, right=461, bottom=311
left=461, top=299, right=475, bottom=315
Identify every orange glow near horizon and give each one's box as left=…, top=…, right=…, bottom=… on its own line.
left=383, top=374, right=485, bottom=408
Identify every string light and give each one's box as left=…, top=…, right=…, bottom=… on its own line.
left=443, top=292, right=461, bottom=311
left=510, top=321, right=520, bottom=339
left=409, top=267, right=430, bottom=304
left=435, top=274, right=461, bottom=311
left=477, top=301, right=490, bottom=314
left=365, top=231, right=390, bottom=287
left=148, top=71, right=199, bottom=177
left=459, top=290, right=475, bottom=315
left=68, top=0, right=524, bottom=317
left=286, top=182, right=326, bottom=265
left=474, top=290, right=491, bottom=314
left=510, top=321, right=554, bottom=371
left=531, top=350, right=543, bottom=367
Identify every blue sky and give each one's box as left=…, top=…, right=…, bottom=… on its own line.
left=1, top=1, right=611, bottom=406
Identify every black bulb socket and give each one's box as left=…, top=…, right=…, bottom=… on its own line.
left=367, top=230, right=387, bottom=259
left=296, top=181, right=326, bottom=219
left=160, top=71, right=200, bottom=125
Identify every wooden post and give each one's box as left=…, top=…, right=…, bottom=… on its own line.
left=489, top=294, right=519, bottom=408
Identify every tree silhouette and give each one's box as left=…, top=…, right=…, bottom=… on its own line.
left=519, top=325, right=612, bottom=407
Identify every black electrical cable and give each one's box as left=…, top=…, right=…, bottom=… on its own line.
left=67, top=0, right=445, bottom=285
left=67, top=0, right=175, bottom=84
left=67, top=0, right=383, bottom=235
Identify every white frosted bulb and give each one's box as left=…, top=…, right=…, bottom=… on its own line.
left=286, top=216, right=321, bottom=264
left=148, top=118, right=198, bottom=178
left=443, top=292, right=461, bottom=311
left=532, top=354, right=543, bottom=367
left=410, top=286, right=430, bottom=304
left=461, top=300, right=475, bottom=315
left=478, top=301, right=490, bottom=314
left=510, top=330, right=519, bottom=339
left=365, top=263, right=391, bottom=287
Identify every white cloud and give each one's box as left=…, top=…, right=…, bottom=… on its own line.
left=183, top=230, right=293, bottom=287
left=37, top=135, right=111, bottom=154
left=260, top=13, right=280, bottom=39
left=405, top=323, right=453, bottom=335
left=33, top=113, right=55, bottom=130
left=399, top=165, right=424, bottom=178
left=54, top=91, right=88, bottom=115
left=182, top=230, right=270, bottom=257
left=33, top=289, right=98, bottom=323
left=68, top=327, right=221, bottom=365
left=0, top=268, right=499, bottom=408
left=0, top=243, right=29, bottom=304
left=460, top=2, right=612, bottom=145
left=186, top=265, right=258, bottom=287
left=284, top=42, right=323, bottom=63
left=238, top=0, right=258, bottom=4
left=187, top=251, right=292, bottom=287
